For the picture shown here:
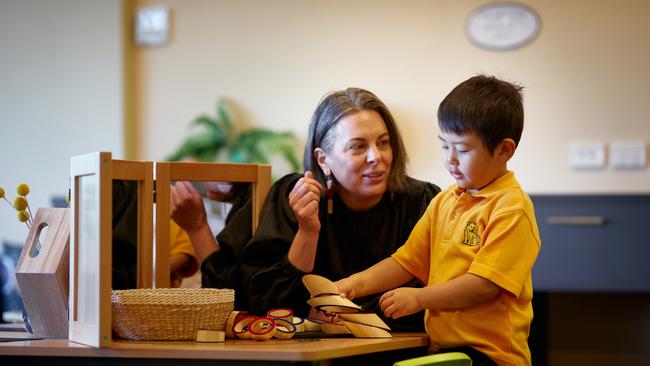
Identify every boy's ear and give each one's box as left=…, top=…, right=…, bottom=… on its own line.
left=498, top=138, right=517, bottom=161
left=314, top=148, right=331, bottom=176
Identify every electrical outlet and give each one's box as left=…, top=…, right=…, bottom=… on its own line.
left=610, top=141, right=646, bottom=169
left=568, top=142, right=606, bottom=170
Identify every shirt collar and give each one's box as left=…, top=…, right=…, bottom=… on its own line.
left=452, top=171, right=519, bottom=198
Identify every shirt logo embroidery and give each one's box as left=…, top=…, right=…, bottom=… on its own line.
left=463, top=221, right=481, bottom=246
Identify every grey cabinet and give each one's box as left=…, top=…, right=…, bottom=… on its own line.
left=531, top=195, right=650, bottom=292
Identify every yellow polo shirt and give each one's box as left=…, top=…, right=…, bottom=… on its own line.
left=392, top=171, right=540, bottom=366
left=170, top=220, right=199, bottom=287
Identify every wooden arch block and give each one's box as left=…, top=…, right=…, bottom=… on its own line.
left=15, top=208, right=70, bottom=338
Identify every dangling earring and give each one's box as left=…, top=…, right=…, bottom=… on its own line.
left=326, top=174, right=334, bottom=214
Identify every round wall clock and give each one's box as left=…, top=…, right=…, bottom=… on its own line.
left=466, top=2, right=541, bottom=51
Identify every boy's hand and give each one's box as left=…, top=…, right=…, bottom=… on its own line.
left=334, top=277, right=358, bottom=300
left=379, top=287, right=423, bottom=319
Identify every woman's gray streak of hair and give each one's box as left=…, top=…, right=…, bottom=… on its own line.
left=303, top=87, right=408, bottom=192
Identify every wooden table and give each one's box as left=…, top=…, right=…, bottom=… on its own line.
left=0, top=331, right=429, bottom=366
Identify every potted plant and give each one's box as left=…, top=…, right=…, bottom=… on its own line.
left=167, top=98, right=301, bottom=208
left=167, top=98, right=301, bottom=174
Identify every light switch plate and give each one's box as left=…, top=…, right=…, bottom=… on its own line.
left=568, top=142, right=606, bottom=170
left=135, top=7, right=169, bottom=47
left=610, top=141, right=646, bottom=169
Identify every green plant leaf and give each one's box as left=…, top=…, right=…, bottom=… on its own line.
left=167, top=98, right=302, bottom=178
left=216, top=99, right=235, bottom=143
left=227, top=148, right=247, bottom=164
left=276, top=144, right=302, bottom=172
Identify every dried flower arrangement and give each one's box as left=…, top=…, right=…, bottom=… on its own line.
left=0, top=183, right=34, bottom=229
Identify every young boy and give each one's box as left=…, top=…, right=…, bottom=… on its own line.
left=336, top=75, right=540, bottom=366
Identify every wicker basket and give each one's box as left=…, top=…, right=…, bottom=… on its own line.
left=111, top=288, right=234, bottom=341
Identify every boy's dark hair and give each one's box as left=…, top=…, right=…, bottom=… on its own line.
left=437, top=75, right=524, bottom=153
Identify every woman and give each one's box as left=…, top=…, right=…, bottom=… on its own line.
left=173, top=88, right=439, bottom=329
left=238, top=88, right=440, bottom=330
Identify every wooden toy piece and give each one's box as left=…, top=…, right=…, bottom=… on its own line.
left=292, top=316, right=305, bottom=332
left=341, top=321, right=392, bottom=338
left=339, top=312, right=391, bottom=331
left=320, top=321, right=351, bottom=335
left=225, top=311, right=248, bottom=338
left=267, top=308, right=293, bottom=323
left=233, top=315, right=257, bottom=339
left=196, top=330, right=225, bottom=342
left=303, top=319, right=322, bottom=332
left=302, top=274, right=340, bottom=297
left=300, top=274, right=392, bottom=339
left=273, top=318, right=296, bottom=340
left=307, top=294, right=362, bottom=314
left=249, top=317, right=276, bottom=341
left=15, top=208, right=70, bottom=339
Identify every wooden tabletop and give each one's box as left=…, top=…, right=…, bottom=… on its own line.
left=0, top=332, right=429, bottom=362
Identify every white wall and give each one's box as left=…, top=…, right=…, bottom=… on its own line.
left=0, top=0, right=124, bottom=245
left=1, top=0, right=649, bottom=243
left=134, top=0, right=650, bottom=194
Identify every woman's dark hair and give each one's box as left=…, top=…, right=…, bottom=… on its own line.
left=438, top=75, right=524, bottom=153
left=304, top=87, right=408, bottom=191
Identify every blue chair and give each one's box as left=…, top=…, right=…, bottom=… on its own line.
left=393, top=352, right=472, bottom=366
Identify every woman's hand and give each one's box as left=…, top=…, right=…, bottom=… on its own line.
left=171, top=181, right=220, bottom=262
left=287, top=171, right=323, bottom=272
left=379, top=287, right=423, bottom=319
left=288, top=171, right=323, bottom=234
left=170, top=181, right=207, bottom=234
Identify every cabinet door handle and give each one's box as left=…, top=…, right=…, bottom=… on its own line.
left=546, top=215, right=606, bottom=226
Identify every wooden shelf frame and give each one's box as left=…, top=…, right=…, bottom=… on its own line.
left=69, top=152, right=271, bottom=348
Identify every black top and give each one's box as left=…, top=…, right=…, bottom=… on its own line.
left=200, top=184, right=253, bottom=307
left=111, top=180, right=139, bottom=290
left=228, top=173, right=440, bottom=331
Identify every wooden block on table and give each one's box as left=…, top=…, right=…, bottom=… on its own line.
left=15, top=208, right=70, bottom=339
left=196, top=330, right=225, bottom=342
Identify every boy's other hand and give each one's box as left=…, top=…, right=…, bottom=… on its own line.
left=379, top=287, right=422, bottom=319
